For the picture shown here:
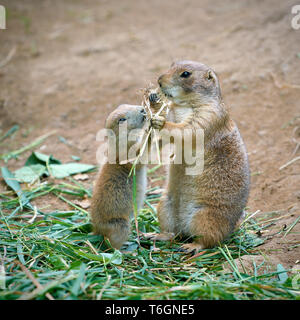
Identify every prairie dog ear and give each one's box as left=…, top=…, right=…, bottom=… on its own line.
left=205, top=70, right=216, bottom=82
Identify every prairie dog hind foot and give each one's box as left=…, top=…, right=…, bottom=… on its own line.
left=142, top=232, right=175, bottom=241
left=179, top=242, right=205, bottom=254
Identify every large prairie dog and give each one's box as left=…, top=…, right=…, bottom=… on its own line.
left=148, top=60, right=250, bottom=252
left=91, top=104, right=148, bottom=249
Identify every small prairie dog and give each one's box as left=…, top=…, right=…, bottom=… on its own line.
left=148, top=60, right=250, bottom=252
left=91, top=104, right=148, bottom=249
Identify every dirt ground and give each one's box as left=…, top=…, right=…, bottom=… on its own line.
left=0, top=0, right=299, bottom=272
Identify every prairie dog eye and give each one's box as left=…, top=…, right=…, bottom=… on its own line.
left=118, top=118, right=127, bottom=123
left=180, top=71, right=192, bottom=78
left=206, top=70, right=214, bottom=81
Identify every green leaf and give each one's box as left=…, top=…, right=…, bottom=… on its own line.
left=72, top=222, right=93, bottom=233
left=70, top=263, right=86, bottom=296
left=47, top=255, right=68, bottom=270
left=76, top=250, right=112, bottom=264
left=110, top=250, right=123, bottom=265
left=17, top=240, right=26, bottom=265
left=71, top=155, right=81, bottom=161
left=0, top=263, right=6, bottom=290
left=25, top=151, right=61, bottom=166
left=1, top=167, right=22, bottom=194
left=0, top=166, right=30, bottom=209
left=14, top=164, right=47, bottom=183
left=122, top=241, right=139, bottom=252
left=69, top=247, right=122, bottom=265
left=49, top=163, right=95, bottom=179
left=277, top=264, right=288, bottom=283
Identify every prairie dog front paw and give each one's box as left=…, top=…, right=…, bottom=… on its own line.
left=151, top=115, right=165, bottom=130
left=149, top=93, right=160, bottom=104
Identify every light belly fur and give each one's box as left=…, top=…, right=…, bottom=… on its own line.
left=169, top=106, right=193, bottom=123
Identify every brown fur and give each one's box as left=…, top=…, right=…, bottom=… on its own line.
left=90, top=104, right=148, bottom=249
left=148, top=61, right=250, bottom=251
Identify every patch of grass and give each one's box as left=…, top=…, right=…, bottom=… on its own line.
left=0, top=169, right=299, bottom=300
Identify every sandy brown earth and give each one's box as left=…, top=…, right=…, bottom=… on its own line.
left=0, top=0, right=299, bottom=273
